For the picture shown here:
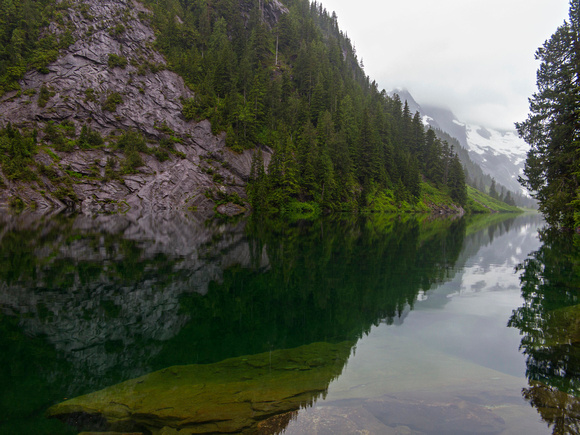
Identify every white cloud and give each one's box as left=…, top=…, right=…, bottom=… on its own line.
left=319, top=0, right=570, bottom=130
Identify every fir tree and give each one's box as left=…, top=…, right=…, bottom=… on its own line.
left=517, top=0, right=580, bottom=228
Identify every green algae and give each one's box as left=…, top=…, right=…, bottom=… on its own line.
left=47, top=341, right=354, bottom=434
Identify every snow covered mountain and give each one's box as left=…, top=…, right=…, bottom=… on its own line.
left=461, top=123, right=528, bottom=195
left=392, top=89, right=529, bottom=195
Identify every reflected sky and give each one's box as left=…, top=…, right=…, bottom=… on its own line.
left=1, top=211, right=561, bottom=434
left=283, top=213, right=551, bottom=434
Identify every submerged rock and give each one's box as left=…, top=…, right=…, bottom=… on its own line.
left=47, top=341, right=353, bottom=434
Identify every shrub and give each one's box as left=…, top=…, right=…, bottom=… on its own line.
left=116, top=130, right=147, bottom=152
left=9, top=196, right=25, bottom=211
left=37, top=163, right=60, bottom=180
left=102, top=92, right=123, bottom=112
left=54, top=185, right=77, bottom=203
left=84, top=88, right=97, bottom=103
left=0, top=124, right=38, bottom=181
left=108, top=23, right=126, bottom=37
left=38, top=84, right=53, bottom=107
left=60, top=119, right=76, bottom=138
left=151, top=146, right=170, bottom=162
left=121, top=148, right=144, bottom=174
left=78, top=125, right=104, bottom=148
left=108, top=53, right=128, bottom=69
left=103, top=157, right=118, bottom=181
left=43, top=122, right=75, bottom=151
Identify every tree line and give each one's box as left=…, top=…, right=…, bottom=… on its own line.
left=143, top=0, right=468, bottom=211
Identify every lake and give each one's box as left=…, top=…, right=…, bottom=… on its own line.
left=1, top=211, right=578, bottom=434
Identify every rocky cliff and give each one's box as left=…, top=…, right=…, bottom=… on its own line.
left=0, top=0, right=271, bottom=214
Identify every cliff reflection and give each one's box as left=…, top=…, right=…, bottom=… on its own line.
left=0, top=211, right=471, bottom=433
left=509, top=228, right=580, bottom=434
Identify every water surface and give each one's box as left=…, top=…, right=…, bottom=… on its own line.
left=0, top=211, right=578, bottom=434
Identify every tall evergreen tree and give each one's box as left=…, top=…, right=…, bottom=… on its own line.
left=489, top=179, right=498, bottom=199
left=447, top=156, right=467, bottom=206
left=517, top=0, right=580, bottom=229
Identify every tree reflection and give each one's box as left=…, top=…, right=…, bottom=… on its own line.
left=0, top=211, right=470, bottom=434
left=165, top=214, right=467, bottom=367
left=509, top=228, right=580, bottom=433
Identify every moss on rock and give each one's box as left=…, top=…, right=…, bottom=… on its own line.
left=47, top=341, right=353, bottom=434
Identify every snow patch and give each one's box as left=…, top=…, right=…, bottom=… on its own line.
left=422, top=115, right=434, bottom=126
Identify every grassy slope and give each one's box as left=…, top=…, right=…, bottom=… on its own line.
left=364, top=182, right=520, bottom=214
left=466, top=186, right=521, bottom=213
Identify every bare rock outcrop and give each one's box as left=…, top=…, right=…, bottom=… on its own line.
left=0, top=0, right=271, bottom=214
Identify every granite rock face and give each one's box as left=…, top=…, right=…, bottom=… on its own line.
left=0, top=0, right=271, bottom=214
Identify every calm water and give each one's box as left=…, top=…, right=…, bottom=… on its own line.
left=0, top=211, right=578, bottom=434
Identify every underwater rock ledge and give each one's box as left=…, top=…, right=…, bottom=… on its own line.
left=47, top=341, right=353, bottom=434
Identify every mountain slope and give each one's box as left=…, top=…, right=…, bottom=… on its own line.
left=0, top=0, right=483, bottom=214
left=421, top=104, right=528, bottom=196
left=0, top=0, right=269, bottom=214
left=463, top=123, right=527, bottom=195
left=392, top=89, right=528, bottom=197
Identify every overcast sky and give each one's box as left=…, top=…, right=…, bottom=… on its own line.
left=318, top=0, right=570, bottom=131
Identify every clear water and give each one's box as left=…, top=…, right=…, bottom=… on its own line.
left=0, top=211, right=577, bottom=434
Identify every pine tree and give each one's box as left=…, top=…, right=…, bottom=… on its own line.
left=517, top=0, right=580, bottom=228
left=447, top=155, right=467, bottom=206
left=489, top=179, right=498, bottom=199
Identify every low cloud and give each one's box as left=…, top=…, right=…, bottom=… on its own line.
left=320, top=0, right=569, bottom=131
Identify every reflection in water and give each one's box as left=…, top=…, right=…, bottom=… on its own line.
left=0, top=211, right=558, bottom=434
left=509, top=228, right=580, bottom=434
left=0, top=211, right=468, bottom=433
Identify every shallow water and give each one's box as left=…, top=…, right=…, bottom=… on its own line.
left=0, top=211, right=578, bottom=434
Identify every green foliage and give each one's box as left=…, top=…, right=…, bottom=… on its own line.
left=116, top=130, right=146, bottom=173
left=116, top=130, right=147, bottom=152
left=509, top=229, right=580, bottom=396
left=0, top=0, right=75, bottom=95
left=42, top=121, right=75, bottom=151
left=108, top=23, right=126, bottom=38
left=84, top=88, right=97, bottom=103
left=120, top=153, right=145, bottom=174
left=37, top=84, right=54, bottom=107
left=8, top=196, right=25, bottom=211
left=0, top=0, right=471, bottom=213
left=102, top=92, right=123, bottom=112
left=37, top=162, right=60, bottom=181
left=139, top=0, right=469, bottom=212
left=103, top=156, right=118, bottom=181
left=205, top=188, right=244, bottom=207
left=465, top=186, right=521, bottom=214
left=77, top=125, right=104, bottom=149
left=517, top=0, right=580, bottom=229
left=54, top=185, right=77, bottom=202
left=108, top=53, right=128, bottom=69
left=0, top=123, right=38, bottom=181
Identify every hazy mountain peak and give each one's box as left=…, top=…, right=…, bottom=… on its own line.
left=391, top=89, right=529, bottom=195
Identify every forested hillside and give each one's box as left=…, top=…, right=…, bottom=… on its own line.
left=0, top=0, right=517, bottom=214
left=142, top=0, right=468, bottom=211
